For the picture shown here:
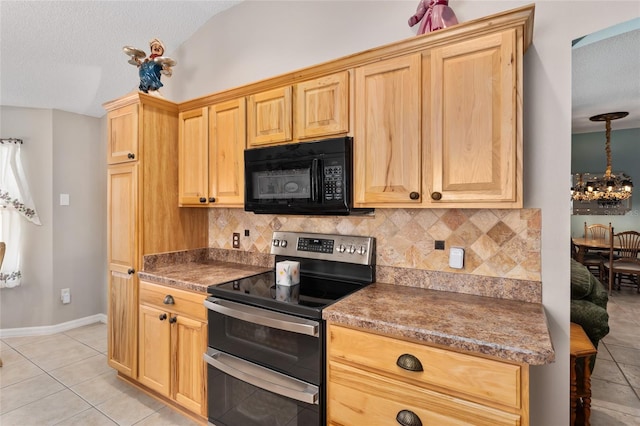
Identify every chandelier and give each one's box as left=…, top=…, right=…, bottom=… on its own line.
left=571, top=112, right=633, bottom=207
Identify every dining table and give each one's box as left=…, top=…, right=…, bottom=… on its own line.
left=572, top=237, right=621, bottom=264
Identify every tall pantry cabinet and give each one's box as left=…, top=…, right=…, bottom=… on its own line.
left=104, top=92, right=208, bottom=379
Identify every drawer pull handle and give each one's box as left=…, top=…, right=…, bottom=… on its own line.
left=159, top=313, right=167, bottom=321
left=396, top=409, right=422, bottom=426
left=163, top=295, right=175, bottom=305
left=409, top=191, right=420, bottom=200
left=396, top=354, right=423, bottom=372
left=431, top=191, right=442, bottom=201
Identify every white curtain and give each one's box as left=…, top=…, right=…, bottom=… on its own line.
left=0, top=140, right=41, bottom=288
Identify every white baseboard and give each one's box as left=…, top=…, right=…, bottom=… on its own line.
left=0, top=314, right=107, bottom=338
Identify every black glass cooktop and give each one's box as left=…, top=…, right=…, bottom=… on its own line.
left=208, top=270, right=366, bottom=320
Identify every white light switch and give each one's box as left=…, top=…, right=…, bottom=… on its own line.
left=449, top=247, right=464, bottom=269
left=60, top=193, right=70, bottom=206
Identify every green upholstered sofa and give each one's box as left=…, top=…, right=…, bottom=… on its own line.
left=570, top=258, right=610, bottom=370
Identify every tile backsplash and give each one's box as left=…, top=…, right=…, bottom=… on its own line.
left=208, top=208, right=541, bottom=282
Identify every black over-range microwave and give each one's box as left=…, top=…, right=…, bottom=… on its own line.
left=244, top=137, right=372, bottom=215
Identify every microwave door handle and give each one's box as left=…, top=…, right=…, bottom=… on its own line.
left=311, top=158, right=319, bottom=202
left=204, top=349, right=319, bottom=405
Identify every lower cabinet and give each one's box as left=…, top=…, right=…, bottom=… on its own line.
left=138, top=280, right=207, bottom=417
left=327, top=323, right=528, bottom=426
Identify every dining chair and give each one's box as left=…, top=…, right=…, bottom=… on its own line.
left=601, top=229, right=640, bottom=295
left=582, top=222, right=612, bottom=275
left=584, top=222, right=612, bottom=241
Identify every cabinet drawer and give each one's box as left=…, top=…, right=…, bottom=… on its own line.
left=328, top=361, right=520, bottom=426
left=139, top=280, right=207, bottom=321
left=328, top=324, right=522, bottom=409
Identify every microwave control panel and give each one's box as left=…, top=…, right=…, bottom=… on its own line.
left=323, top=164, right=344, bottom=201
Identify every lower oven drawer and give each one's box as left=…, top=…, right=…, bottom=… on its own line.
left=205, top=349, right=320, bottom=426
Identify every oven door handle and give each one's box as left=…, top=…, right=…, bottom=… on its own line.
left=204, top=349, right=319, bottom=405
left=204, top=298, right=319, bottom=337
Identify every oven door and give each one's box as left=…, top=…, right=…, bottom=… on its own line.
left=204, top=349, right=320, bottom=426
left=204, top=298, right=322, bottom=385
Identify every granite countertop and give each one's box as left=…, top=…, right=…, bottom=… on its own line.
left=138, top=261, right=271, bottom=294
left=323, top=282, right=555, bottom=366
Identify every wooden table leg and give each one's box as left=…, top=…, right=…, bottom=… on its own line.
left=582, top=356, right=594, bottom=426
left=570, top=355, right=577, bottom=426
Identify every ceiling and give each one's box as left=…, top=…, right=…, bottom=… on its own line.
left=0, top=1, right=242, bottom=118
left=0, top=2, right=638, bottom=130
left=572, top=19, right=640, bottom=133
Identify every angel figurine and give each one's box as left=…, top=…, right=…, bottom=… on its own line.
left=123, top=38, right=176, bottom=95
left=408, top=0, right=459, bottom=35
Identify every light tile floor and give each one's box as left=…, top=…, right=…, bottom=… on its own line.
left=590, top=287, right=640, bottom=425
left=0, top=322, right=199, bottom=426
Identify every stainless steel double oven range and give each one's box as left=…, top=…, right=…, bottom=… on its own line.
left=204, top=231, right=375, bottom=426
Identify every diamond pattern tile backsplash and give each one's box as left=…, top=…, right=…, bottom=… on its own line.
left=208, top=208, right=541, bottom=281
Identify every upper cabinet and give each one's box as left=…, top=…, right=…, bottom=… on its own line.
left=354, top=55, right=422, bottom=205
left=107, top=103, right=138, bottom=164
left=246, top=72, right=350, bottom=148
left=247, top=86, right=292, bottom=147
left=209, top=98, right=246, bottom=206
left=179, top=98, right=246, bottom=207
left=427, top=30, right=520, bottom=207
left=295, top=72, right=349, bottom=140
left=178, top=4, right=533, bottom=209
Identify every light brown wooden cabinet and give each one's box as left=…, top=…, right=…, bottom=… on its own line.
left=354, top=28, right=524, bottom=208
left=104, top=93, right=208, bottom=385
left=138, top=280, right=207, bottom=417
left=179, top=99, right=246, bottom=207
left=247, top=86, right=292, bottom=147
left=107, top=103, right=138, bottom=164
left=427, top=30, right=520, bottom=206
left=327, top=323, right=528, bottom=426
left=295, top=72, right=349, bottom=140
left=179, top=5, right=533, bottom=208
left=107, top=163, right=138, bottom=377
left=353, top=54, right=422, bottom=205
left=246, top=72, right=350, bottom=148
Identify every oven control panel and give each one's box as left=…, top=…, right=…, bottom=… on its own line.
left=271, top=231, right=375, bottom=265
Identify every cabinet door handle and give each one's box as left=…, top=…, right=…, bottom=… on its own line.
left=430, top=192, right=442, bottom=200
left=159, top=313, right=167, bottom=321
left=209, top=197, right=216, bottom=203
left=127, top=268, right=135, bottom=275
left=127, top=153, right=135, bottom=159
left=199, top=197, right=207, bottom=203
left=396, top=409, right=422, bottom=426
left=169, top=316, right=177, bottom=324
left=409, top=191, right=420, bottom=200
left=163, top=295, right=175, bottom=305
left=396, top=353, right=424, bottom=372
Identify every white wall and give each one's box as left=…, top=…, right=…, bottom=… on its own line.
left=164, top=1, right=640, bottom=425
left=0, top=106, right=106, bottom=330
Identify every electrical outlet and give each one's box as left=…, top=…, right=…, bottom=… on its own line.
left=244, top=229, right=250, bottom=237
left=435, top=240, right=445, bottom=250
left=232, top=233, right=240, bottom=249
left=61, top=288, right=71, bottom=304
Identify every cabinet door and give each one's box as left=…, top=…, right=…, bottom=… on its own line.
left=107, top=103, right=138, bottom=164
left=209, top=98, right=246, bottom=207
left=247, top=86, right=292, bottom=147
left=173, top=315, right=207, bottom=415
left=138, top=304, right=171, bottom=396
left=295, top=72, right=349, bottom=140
left=429, top=30, right=520, bottom=206
left=107, top=163, right=138, bottom=378
left=178, top=107, right=209, bottom=206
left=354, top=54, right=422, bottom=206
